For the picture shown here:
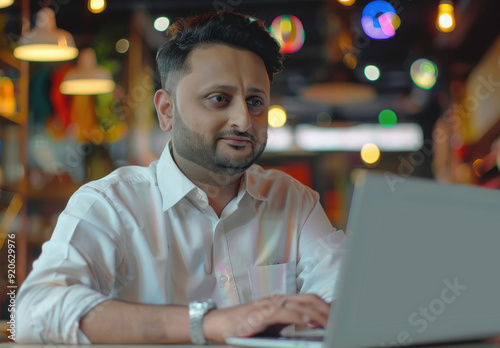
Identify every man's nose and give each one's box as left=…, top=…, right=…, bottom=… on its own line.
left=228, top=99, right=252, bottom=132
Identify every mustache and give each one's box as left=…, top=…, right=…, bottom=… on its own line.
left=216, top=130, right=257, bottom=143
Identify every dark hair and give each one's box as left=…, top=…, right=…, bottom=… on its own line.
left=156, top=11, right=284, bottom=90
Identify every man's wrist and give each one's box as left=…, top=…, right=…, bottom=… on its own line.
left=202, top=306, right=219, bottom=343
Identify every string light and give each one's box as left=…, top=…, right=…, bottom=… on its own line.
left=436, top=0, right=455, bottom=32
left=88, top=0, right=106, bottom=14
left=337, top=0, right=356, bottom=5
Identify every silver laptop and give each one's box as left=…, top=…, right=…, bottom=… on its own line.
left=226, top=172, right=500, bottom=348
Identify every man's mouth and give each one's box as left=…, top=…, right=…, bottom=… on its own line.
left=219, top=135, right=253, bottom=147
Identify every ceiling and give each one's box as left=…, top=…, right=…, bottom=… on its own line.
left=3, top=0, right=500, bottom=135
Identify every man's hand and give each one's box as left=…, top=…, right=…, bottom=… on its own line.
left=203, top=293, right=330, bottom=343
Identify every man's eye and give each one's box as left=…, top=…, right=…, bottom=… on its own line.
left=248, top=99, right=263, bottom=107
left=210, top=95, right=227, bottom=103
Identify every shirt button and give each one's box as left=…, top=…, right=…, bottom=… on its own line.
left=219, top=275, right=229, bottom=284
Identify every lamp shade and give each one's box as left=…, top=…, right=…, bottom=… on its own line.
left=60, top=48, right=115, bottom=95
left=0, top=0, right=14, bottom=9
left=13, top=7, right=79, bottom=62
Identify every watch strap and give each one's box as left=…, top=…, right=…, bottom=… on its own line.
left=189, top=299, right=216, bottom=344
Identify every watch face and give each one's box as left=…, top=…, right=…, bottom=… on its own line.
left=191, top=300, right=216, bottom=314
left=193, top=302, right=204, bottom=310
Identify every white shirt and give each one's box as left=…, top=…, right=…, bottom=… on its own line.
left=17, top=143, right=344, bottom=344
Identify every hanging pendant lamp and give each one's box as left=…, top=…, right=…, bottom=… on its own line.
left=0, top=0, right=14, bottom=9
left=13, top=7, right=79, bottom=62
left=60, top=48, right=115, bottom=95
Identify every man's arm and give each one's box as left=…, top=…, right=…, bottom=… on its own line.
left=79, top=300, right=189, bottom=344
left=80, top=293, right=330, bottom=344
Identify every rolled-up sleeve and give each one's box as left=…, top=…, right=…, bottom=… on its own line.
left=16, top=187, right=125, bottom=344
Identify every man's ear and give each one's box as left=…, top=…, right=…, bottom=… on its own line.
left=154, top=89, right=175, bottom=132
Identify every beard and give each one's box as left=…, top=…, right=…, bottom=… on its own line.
left=171, top=106, right=267, bottom=176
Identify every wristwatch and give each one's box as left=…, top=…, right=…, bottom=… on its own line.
left=189, top=299, right=217, bottom=344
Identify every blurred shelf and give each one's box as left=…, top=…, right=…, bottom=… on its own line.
left=0, top=1, right=33, bottom=289
left=0, top=51, right=21, bottom=70
left=0, top=46, right=29, bottom=284
left=28, top=186, right=80, bottom=201
left=27, top=235, right=49, bottom=246
left=0, top=51, right=26, bottom=125
left=0, top=113, right=23, bottom=125
left=28, top=180, right=82, bottom=201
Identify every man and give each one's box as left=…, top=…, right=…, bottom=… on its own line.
left=17, top=11, right=344, bottom=344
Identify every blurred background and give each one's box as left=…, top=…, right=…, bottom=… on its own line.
left=0, top=0, right=499, bottom=325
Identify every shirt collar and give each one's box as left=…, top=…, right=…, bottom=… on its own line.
left=239, top=165, right=269, bottom=202
left=157, top=141, right=198, bottom=212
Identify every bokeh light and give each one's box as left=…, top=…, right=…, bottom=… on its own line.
left=410, top=58, right=438, bottom=89
left=316, top=112, right=332, bottom=127
left=154, top=17, right=170, bottom=31
left=115, top=39, right=130, bottom=54
left=361, top=143, right=381, bottom=165
left=436, top=0, right=455, bottom=32
left=361, top=1, right=400, bottom=40
left=438, top=14, right=453, bottom=30
left=88, top=0, right=106, bottom=13
left=378, top=109, right=397, bottom=127
left=269, top=15, right=305, bottom=53
left=268, top=105, right=287, bottom=128
left=343, top=53, right=358, bottom=69
left=338, top=0, right=356, bottom=5
left=364, top=65, right=380, bottom=81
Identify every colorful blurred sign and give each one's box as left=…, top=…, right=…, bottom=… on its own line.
left=361, top=1, right=400, bottom=40
left=270, top=15, right=305, bottom=53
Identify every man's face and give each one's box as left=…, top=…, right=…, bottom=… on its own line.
left=169, top=44, right=270, bottom=176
